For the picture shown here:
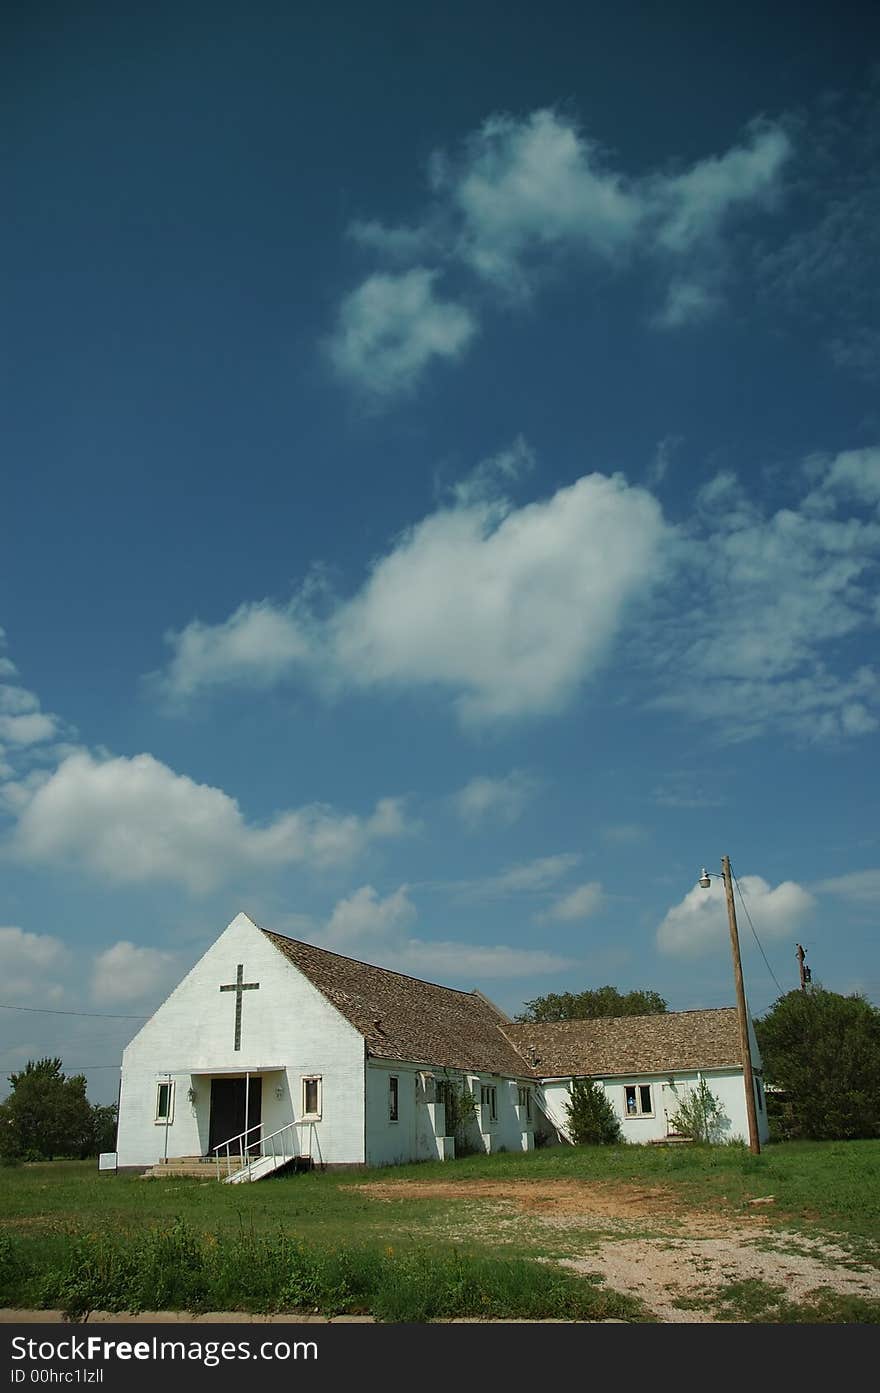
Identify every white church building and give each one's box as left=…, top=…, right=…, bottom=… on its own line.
left=116, top=912, right=769, bottom=1178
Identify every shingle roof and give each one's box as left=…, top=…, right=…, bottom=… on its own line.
left=501, top=1008, right=742, bottom=1078
left=261, top=929, right=534, bottom=1077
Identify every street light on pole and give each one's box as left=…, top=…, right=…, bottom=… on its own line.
left=699, top=857, right=761, bottom=1156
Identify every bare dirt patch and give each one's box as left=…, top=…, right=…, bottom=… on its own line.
left=351, top=1178, right=699, bottom=1220
left=561, top=1231, right=880, bottom=1322
left=349, top=1178, right=880, bottom=1321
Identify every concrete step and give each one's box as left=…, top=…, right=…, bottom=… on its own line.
left=146, top=1161, right=220, bottom=1179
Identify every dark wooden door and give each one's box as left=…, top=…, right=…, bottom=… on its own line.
left=209, top=1077, right=262, bottom=1154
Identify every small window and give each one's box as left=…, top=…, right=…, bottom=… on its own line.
left=480, top=1084, right=497, bottom=1121
left=302, top=1076, right=322, bottom=1118
left=155, top=1080, right=174, bottom=1124
left=517, top=1085, right=532, bottom=1120
left=389, top=1075, right=399, bottom=1122
left=624, top=1084, right=653, bottom=1118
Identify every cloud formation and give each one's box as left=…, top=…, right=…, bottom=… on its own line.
left=159, top=468, right=668, bottom=723
left=330, top=108, right=792, bottom=394
left=657, top=873, right=815, bottom=956
left=10, top=750, right=411, bottom=893
left=92, top=940, right=180, bottom=1006
left=317, top=883, right=575, bottom=981
left=454, top=771, right=538, bottom=829
left=652, top=450, right=880, bottom=741
left=543, top=881, right=604, bottom=922
left=0, top=635, right=61, bottom=748
left=814, top=870, right=880, bottom=904
left=326, top=268, right=476, bottom=398
left=0, top=925, right=68, bottom=1001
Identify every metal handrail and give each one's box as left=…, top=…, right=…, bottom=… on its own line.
left=212, top=1120, right=264, bottom=1180
left=215, top=1118, right=313, bottom=1182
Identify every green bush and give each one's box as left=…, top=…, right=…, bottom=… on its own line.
left=667, top=1078, right=727, bottom=1144
left=564, top=1079, right=622, bottom=1145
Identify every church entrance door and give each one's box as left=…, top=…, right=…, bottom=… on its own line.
left=209, top=1076, right=262, bottom=1156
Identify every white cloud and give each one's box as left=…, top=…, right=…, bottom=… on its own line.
left=91, top=941, right=179, bottom=1006
left=328, top=109, right=793, bottom=395
left=326, top=268, right=476, bottom=397
left=317, top=883, right=574, bottom=982
left=322, top=884, right=417, bottom=950
left=394, top=938, right=576, bottom=981
left=653, top=453, right=880, bottom=741
left=652, top=122, right=792, bottom=254
left=646, top=435, right=683, bottom=488
left=544, top=881, right=604, bottom=922
left=451, top=436, right=535, bottom=507
left=601, top=823, right=649, bottom=845
left=0, top=925, right=68, bottom=1000
left=158, top=600, right=314, bottom=700
left=454, top=853, right=582, bottom=900
left=814, top=870, right=880, bottom=904
left=157, top=467, right=669, bottom=724
left=657, top=874, right=815, bottom=956
left=442, top=109, right=643, bottom=294
left=653, top=279, right=720, bottom=328
left=331, top=471, right=668, bottom=721
left=454, top=771, right=538, bottom=829
left=348, top=219, right=437, bottom=263
left=816, top=447, right=880, bottom=509
left=442, top=110, right=790, bottom=293
left=10, top=750, right=411, bottom=893
left=0, top=711, right=58, bottom=746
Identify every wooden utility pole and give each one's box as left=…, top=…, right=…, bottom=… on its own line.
left=796, top=943, right=810, bottom=992
left=721, top=856, right=761, bottom=1155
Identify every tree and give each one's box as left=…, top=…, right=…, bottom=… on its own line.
left=564, top=1078, right=622, bottom=1145
left=0, top=1058, right=97, bottom=1161
left=518, top=986, right=668, bottom=1023
left=89, top=1103, right=119, bottom=1156
left=754, top=988, right=880, bottom=1141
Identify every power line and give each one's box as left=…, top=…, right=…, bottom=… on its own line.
left=731, top=869, right=786, bottom=999
left=0, top=1003, right=148, bottom=1020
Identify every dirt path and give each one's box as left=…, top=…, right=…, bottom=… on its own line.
left=351, top=1178, right=880, bottom=1322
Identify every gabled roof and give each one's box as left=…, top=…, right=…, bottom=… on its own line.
left=261, top=929, right=534, bottom=1078
left=501, top=1008, right=742, bottom=1078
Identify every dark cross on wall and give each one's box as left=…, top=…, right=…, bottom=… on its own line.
left=219, top=964, right=260, bottom=1051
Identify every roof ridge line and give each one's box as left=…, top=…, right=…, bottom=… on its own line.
left=260, top=926, right=494, bottom=1002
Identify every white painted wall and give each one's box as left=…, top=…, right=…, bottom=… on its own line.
left=365, top=1062, right=420, bottom=1166
left=365, top=1065, right=535, bottom=1165
left=541, top=1067, right=766, bottom=1146
left=117, top=914, right=366, bottom=1167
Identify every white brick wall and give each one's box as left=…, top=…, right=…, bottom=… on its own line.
left=117, top=914, right=366, bottom=1167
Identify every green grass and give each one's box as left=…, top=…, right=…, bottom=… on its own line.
left=1, top=1139, right=878, bottom=1319
left=5, top=1139, right=878, bottom=1245
left=0, top=1221, right=649, bottom=1323
left=674, top=1278, right=880, bottom=1324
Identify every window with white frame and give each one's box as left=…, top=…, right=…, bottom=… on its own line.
left=623, top=1084, right=653, bottom=1117
left=154, top=1080, right=174, bottom=1124
left=517, top=1085, right=532, bottom=1121
left=480, top=1084, right=497, bottom=1121
left=302, top=1076, right=322, bottom=1118
left=389, top=1075, right=399, bottom=1122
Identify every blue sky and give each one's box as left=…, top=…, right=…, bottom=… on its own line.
left=2, top=3, right=879, bottom=1102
